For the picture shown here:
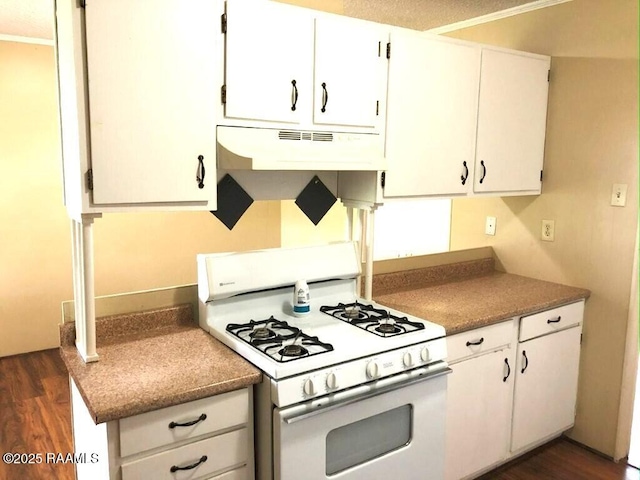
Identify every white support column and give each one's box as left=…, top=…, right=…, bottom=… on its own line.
left=70, top=214, right=101, bottom=363
left=357, top=209, right=368, bottom=297
left=363, top=208, right=376, bottom=301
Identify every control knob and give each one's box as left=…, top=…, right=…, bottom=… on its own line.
left=420, top=347, right=430, bottom=363
left=403, top=352, right=414, bottom=368
left=366, top=361, right=379, bottom=379
left=326, top=372, right=338, bottom=390
left=303, top=378, right=316, bottom=396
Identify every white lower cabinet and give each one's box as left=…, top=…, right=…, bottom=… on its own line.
left=445, top=321, right=517, bottom=480
left=444, top=300, right=585, bottom=479
left=511, top=302, right=584, bottom=453
left=71, top=380, right=254, bottom=480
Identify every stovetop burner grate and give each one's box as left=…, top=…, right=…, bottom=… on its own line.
left=226, top=317, right=334, bottom=363
left=320, top=302, right=425, bottom=337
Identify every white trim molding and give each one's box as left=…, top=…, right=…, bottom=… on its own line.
left=0, top=34, right=54, bottom=46
left=426, top=0, right=573, bottom=34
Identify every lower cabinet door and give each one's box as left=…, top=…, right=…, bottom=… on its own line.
left=445, top=349, right=514, bottom=480
left=511, top=326, right=582, bottom=453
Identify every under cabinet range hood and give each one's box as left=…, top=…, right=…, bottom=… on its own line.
left=216, top=126, right=385, bottom=171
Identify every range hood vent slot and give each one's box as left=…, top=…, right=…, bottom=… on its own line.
left=278, top=130, right=334, bottom=142
left=313, top=132, right=333, bottom=142
left=279, top=131, right=301, bottom=141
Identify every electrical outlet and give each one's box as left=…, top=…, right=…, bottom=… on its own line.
left=485, top=216, right=496, bottom=236
left=541, top=220, right=555, bottom=242
left=611, top=184, right=628, bottom=207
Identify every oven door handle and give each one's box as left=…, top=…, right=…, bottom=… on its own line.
left=280, top=365, right=452, bottom=425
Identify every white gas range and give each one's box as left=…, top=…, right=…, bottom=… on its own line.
left=198, top=242, right=449, bottom=480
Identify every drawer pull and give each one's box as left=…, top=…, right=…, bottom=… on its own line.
left=168, top=413, right=207, bottom=429
left=321, top=82, right=328, bottom=112
left=503, top=358, right=511, bottom=382
left=466, top=337, right=484, bottom=347
left=291, top=79, right=298, bottom=111
left=460, top=161, right=469, bottom=185
left=196, top=155, right=205, bottom=189
left=479, top=160, right=487, bottom=184
left=170, top=455, right=208, bottom=473
left=521, top=350, right=529, bottom=374
left=547, top=315, right=562, bottom=324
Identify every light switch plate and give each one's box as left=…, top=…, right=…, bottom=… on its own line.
left=485, top=216, right=496, bottom=236
left=611, top=184, right=628, bottom=207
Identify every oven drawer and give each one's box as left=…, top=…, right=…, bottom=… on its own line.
left=519, top=301, right=584, bottom=342
left=447, top=320, right=516, bottom=364
left=119, top=388, right=249, bottom=457
left=121, top=428, right=248, bottom=480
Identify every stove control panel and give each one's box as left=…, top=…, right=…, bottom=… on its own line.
left=272, top=337, right=447, bottom=407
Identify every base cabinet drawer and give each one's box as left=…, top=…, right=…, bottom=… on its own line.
left=121, top=428, right=248, bottom=480
left=519, top=301, right=584, bottom=341
left=119, top=388, right=249, bottom=457
left=447, top=320, right=516, bottom=364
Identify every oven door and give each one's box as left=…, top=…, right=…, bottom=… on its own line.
left=273, top=366, right=449, bottom=480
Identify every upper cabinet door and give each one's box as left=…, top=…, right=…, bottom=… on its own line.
left=313, top=17, right=387, bottom=129
left=84, top=0, right=218, bottom=205
left=474, top=49, right=550, bottom=194
left=384, top=31, right=481, bottom=198
left=224, top=0, right=313, bottom=124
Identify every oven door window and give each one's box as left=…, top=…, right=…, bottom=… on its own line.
left=325, top=404, right=412, bottom=475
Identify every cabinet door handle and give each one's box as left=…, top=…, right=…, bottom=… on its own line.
left=321, top=82, right=328, bottom=113
left=168, top=413, right=207, bottom=429
left=196, top=155, right=205, bottom=189
left=547, top=315, right=562, bottom=324
left=170, top=455, right=208, bottom=473
left=521, top=350, right=529, bottom=374
left=479, top=160, right=487, bottom=184
left=466, top=337, right=484, bottom=347
left=291, top=79, right=298, bottom=111
left=461, top=161, right=468, bottom=185
left=503, top=358, right=511, bottom=382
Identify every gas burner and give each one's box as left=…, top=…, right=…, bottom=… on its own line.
left=279, top=344, right=309, bottom=358
left=321, top=302, right=426, bottom=338
left=343, top=304, right=368, bottom=320
left=250, top=327, right=276, bottom=340
left=226, top=317, right=334, bottom=363
left=376, top=323, right=402, bottom=335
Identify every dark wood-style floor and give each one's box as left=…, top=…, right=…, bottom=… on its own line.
left=0, top=349, right=637, bottom=480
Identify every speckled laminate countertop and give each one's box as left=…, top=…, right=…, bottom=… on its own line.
left=59, top=304, right=262, bottom=424
left=373, top=259, right=591, bottom=335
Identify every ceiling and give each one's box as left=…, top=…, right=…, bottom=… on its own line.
left=343, top=0, right=543, bottom=31
left=0, top=0, right=559, bottom=42
left=0, top=0, right=54, bottom=41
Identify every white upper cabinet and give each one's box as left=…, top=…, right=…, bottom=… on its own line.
left=83, top=0, right=219, bottom=206
left=384, top=31, right=481, bottom=197
left=474, top=49, right=551, bottom=194
left=313, top=16, right=385, bottom=129
left=223, top=0, right=388, bottom=133
left=224, top=0, right=313, bottom=124
left=340, top=36, right=552, bottom=206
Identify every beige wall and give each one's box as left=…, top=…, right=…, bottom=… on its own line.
left=280, top=200, right=347, bottom=248
left=448, top=0, right=639, bottom=457
left=1, top=42, right=70, bottom=357
left=0, top=41, right=283, bottom=357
